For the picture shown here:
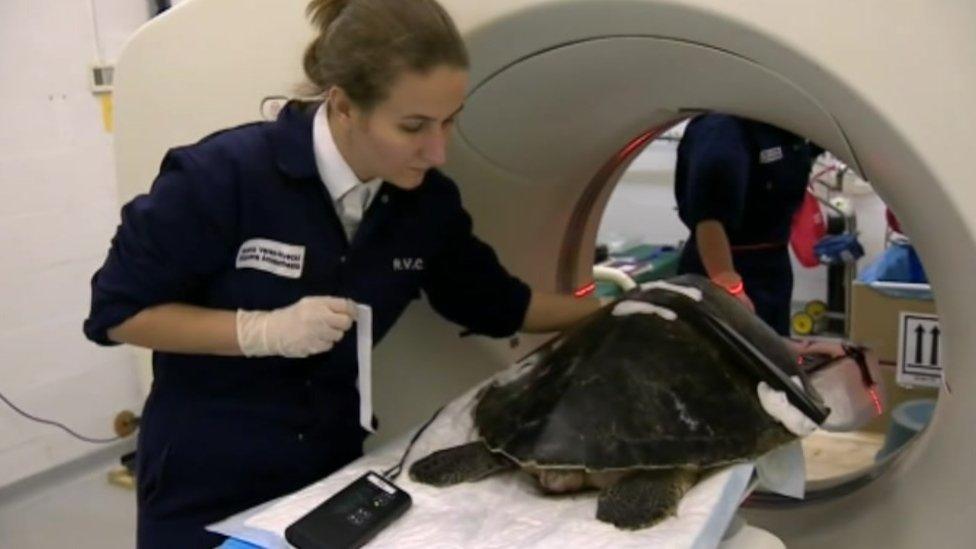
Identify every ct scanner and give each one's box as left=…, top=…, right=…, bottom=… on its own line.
left=112, top=0, right=976, bottom=546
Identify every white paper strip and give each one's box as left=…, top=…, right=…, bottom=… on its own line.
left=356, top=303, right=374, bottom=433
left=611, top=300, right=677, bottom=320
left=756, top=440, right=807, bottom=499
left=638, top=280, right=703, bottom=301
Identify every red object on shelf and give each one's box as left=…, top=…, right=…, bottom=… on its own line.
left=790, top=190, right=827, bottom=267
left=886, top=208, right=903, bottom=234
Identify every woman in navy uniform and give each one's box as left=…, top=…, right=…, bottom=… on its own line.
left=83, top=1, right=600, bottom=547
left=674, top=114, right=821, bottom=335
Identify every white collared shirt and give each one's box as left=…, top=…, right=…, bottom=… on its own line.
left=312, top=103, right=383, bottom=239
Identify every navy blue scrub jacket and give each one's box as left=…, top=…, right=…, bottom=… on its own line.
left=674, top=114, right=818, bottom=335
left=84, top=101, right=531, bottom=548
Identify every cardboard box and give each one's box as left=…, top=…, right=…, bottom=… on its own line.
left=848, top=281, right=937, bottom=364
left=848, top=281, right=939, bottom=433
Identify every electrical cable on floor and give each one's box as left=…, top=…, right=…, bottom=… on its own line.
left=0, top=388, right=122, bottom=444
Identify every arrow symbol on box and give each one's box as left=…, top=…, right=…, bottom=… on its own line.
left=915, top=325, right=925, bottom=364
left=930, top=326, right=940, bottom=366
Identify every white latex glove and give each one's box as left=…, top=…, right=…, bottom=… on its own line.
left=236, top=296, right=356, bottom=358
left=757, top=381, right=818, bottom=436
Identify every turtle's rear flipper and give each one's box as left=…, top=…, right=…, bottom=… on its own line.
left=596, top=469, right=698, bottom=529
left=409, top=442, right=515, bottom=486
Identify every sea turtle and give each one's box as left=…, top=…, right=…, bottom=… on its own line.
left=409, top=274, right=826, bottom=529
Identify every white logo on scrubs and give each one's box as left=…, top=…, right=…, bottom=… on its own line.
left=393, top=258, right=424, bottom=271
left=235, top=238, right=305, bottom=279
left=760, top=146, right=784, bottom=164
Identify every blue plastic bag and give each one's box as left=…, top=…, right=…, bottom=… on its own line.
left=859, top=242, right=928, bottom=284
left=814, top=234, right=865, bottom=265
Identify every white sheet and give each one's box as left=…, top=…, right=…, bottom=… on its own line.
left=208, top=370, right=772, bottom=549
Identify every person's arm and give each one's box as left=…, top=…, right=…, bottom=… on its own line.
left=695, top=219, right=755, bottom=312
left=84, top=148, right=241, bottom=348
left=108, top=303, right=240, bottom=355
left=677, top=116, right=754, bottom=312
left=521, top=291, right=602, bottom=333
left=107, top=297, right=355, bottom=358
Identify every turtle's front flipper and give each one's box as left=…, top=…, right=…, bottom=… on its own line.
left=596, top=469, right=698, bottom=529
left=409, top=442, right=516, bottom=486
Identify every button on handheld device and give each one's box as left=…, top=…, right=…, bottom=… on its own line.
left=285, top=472, right=412, bottom=549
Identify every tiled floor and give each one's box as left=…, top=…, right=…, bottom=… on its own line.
left=0, top=445, right=136, bottom=549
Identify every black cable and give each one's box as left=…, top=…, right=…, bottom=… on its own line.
left=0, top=388, right=121, bottom=444
left=381, top=338, right=562, bottom=480
left=382, top=406, right=444, bottom=481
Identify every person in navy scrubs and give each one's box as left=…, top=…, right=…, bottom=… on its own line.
left=83, top=1, right=600, bottom=547
left=674, top=114, right=822, bottom=335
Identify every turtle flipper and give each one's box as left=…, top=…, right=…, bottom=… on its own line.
left=409, top=441, right=515, bottom=486
left=596, top=469, right=698, bottom=529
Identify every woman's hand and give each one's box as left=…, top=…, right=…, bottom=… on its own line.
left=521, top=291, right=602, bottom=333
left=734, top=290, right=756, bottom=313
left=237, top=296, right=356, bottom=357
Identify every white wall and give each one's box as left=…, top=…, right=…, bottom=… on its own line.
left=598, top=137, right=891, bottom=309
left=0, top=1, right=150, bottom=489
